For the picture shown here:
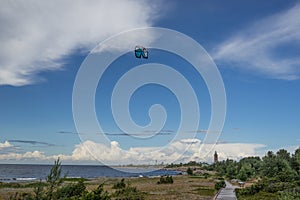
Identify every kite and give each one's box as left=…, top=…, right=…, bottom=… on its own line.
left=135, top=45, right=148, bottom=59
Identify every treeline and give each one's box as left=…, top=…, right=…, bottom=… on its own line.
left=206, top=147, right=300, bottom=199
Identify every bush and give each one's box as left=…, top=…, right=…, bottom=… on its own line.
left=157, top=175, right=173, bottom=184
left=113, top=186, right=145, bottom=200
left=214, top=180, right=226, bottom=190
left=187, top=167, right=193, bottom=176
left=278, top=190, right=300, bottom=200
left=55, top=178, right=86, bottom=199
left=82, top=183, right=111, bottom=200
left=113, top=180, right=145, bottom=200
left=113, top=178, right=126, bottom=189
left=203, top=173, right=209, bottom=179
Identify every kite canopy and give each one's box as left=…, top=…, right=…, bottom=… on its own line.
left=135, top=45, right=148, bottom=59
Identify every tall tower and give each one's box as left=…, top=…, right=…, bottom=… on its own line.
left=214, top=151, right=218, bottom=163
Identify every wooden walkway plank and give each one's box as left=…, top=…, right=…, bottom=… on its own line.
left=215, top=180, right=238, bottom=200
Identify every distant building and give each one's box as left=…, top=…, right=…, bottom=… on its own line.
left=214, top=151, right=218, bottom=163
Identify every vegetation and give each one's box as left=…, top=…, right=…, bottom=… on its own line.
left=2, top=147, right=299, bottom=199
left=214, top=180, right=226, bottom=190
left=112, top=179, right=145, bottom=200
left=186, top=167, right=193, bottom=176
left=165, top=161, right=209, bottom=168
left=192, top=187, right=215, bottom=196
left=5, top=159, right=149, bottom=200
left=112, top=178, right=126, bottom=189
left=46, top=158, right=64, bottom=199
left=157, top=175, right=174, bottom=184
left=208, top=147, right=300, bottom=199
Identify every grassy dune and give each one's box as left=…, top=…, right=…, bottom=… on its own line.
left=0, top=175, right=217, bottom=200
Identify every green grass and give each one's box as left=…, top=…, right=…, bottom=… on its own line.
left=192, top=187, right=216, bottom=196
left=188, top=176, right=205, bottom=179
left=61, top=177, right=88, bottom=182
left=237, top=191, right=278, bottom=200
left=0, top=181, right=48, bottom=189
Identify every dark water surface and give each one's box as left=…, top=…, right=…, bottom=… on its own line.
left=0, top=164, right=179, bottom=182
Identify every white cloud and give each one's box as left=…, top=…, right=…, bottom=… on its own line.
left=4, top=140, right=297, bottom=164
left=0, top=139, right=265, bottom=164
left=0, top=0, right=161, bottom=86
left=213, top=3, right=300, bottom=80
left=69, top=140, right=267, bottom=164
left=0, top=141, right=13, bottom=148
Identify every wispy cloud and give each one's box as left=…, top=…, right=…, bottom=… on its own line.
left=58, top=130, right=173, bottom=137
left=188, top=130, right=223, bottom=134
left=213, top=3, right=300, bottom=80
left=8, top=140, right=55, bottom=146
left=0, top=0, right=161, bottom=86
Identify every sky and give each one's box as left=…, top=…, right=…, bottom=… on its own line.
left=0, top=0, right=299, bottom=165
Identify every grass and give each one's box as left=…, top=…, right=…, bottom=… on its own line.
left=237, top=191, right=278, bottom=200
left=192, top=187, right=216, bottom=196
left=0, top=175, right=217, bottom=199
left=61, top=177, right=89, bottom=182
left=0, top=182, right=48, bottom=189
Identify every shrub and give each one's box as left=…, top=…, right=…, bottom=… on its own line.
left=46, top=158, right=65, bottom=199
left=278, top=190, right=300, bottom=200
left=113, top=186, right=145, bottom=200
left=214, top=180, right=226, bottom=190
left=157, top=175, right=173, bottom=184
left=55, top=178, right=86, bottom=199
left=113, top=178, right=126, bottom=189
left=82, top=183, right=111, bottom=200
left=187, top=167, right=193, bottom=176
left=113, top=180, right=145, bottom=200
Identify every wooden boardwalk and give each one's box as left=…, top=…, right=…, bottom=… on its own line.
left=215, top=181, right=238, bottom=200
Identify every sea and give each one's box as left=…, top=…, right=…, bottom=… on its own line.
left=0, top=164, right=179, bottom=182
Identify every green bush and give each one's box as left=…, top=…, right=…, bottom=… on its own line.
left=82, top=183, right=111, bottom=200
left=112, top=181, right=145, bottom=200
left=157, top=175, right=173, bottom=184
left=113, top=186, right=145, bottom=200
left=214, top=180, right=225, bottom=190
left=278, top=190, right=300, bottom=200
left=187, top=167, right=193, bottom=176
left=113, top=178, right=126, bottom=189
left=55, top=178, right=86, bottom=199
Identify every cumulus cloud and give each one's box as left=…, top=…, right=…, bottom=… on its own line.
left=0, top=0, right=161, bottom=86
left=0, top=139, right=267, bottom=164
left=65, top=139, right=266, bottom=164
left=0, top=141, right=13, bottom=149
left=213, top=3, right=300, bottom=80
left=8, top=139, right=298, bottom=165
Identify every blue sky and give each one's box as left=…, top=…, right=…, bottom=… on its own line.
left=0, top=0, right=299, bottom=164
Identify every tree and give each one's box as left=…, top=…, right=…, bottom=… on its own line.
left=261, top=155, right=296, bottom=182
left=237, top=167, right=248, bottom=181
left=46, top=158, right=64, bottom=199
left=277, top=149, right=291, bottom=162
left=226, top=163, right=238, bottom=179
left=291, top=147, right=300, bottom=174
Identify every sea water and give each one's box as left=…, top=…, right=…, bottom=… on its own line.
left=0, top=164, right=179, bottom=182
